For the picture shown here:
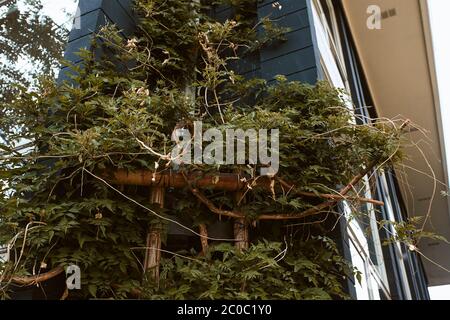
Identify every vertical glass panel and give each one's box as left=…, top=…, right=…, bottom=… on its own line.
left=344, top=201, right=391, bottom=299
left=354, top=178, right=390, bottom=287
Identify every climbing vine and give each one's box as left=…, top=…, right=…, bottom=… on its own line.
left=0, top=0, right=429, bottom=299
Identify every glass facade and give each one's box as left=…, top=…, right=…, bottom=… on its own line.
left=310, top=0, right=429, bottom=300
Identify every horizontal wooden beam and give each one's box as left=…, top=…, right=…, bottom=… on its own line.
left=106, top=169, right=384, bottom=206
left=107, top=169, right=256, bottom=191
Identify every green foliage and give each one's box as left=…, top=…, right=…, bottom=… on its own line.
left=0, top=0, right=408, bottom=299
left=142, top=237, right=353, bottom=300
left=380, top=216, right=449, bottom=248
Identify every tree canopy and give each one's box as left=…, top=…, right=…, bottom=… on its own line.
left=0, top=0, right=74, bottom=143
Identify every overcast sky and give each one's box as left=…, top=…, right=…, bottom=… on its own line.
left=40, top=0, right=78, bottom=26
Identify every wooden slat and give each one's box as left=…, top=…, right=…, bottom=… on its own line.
left=144, top=187, right=164, bottom=282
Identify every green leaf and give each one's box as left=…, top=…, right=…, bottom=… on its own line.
left=88, top=284, right=97, bottom=298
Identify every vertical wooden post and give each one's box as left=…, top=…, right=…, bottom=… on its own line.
left=234, top=190, right=248, bottom=251
left=144, top=186, right=165, bottom=282
left=198, top=223, right=209, bottom=254
left=234, top=219, right=248, bottom=251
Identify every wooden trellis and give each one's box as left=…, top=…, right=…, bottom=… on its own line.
left=7, top=120, right=410, bottom=291
left=106, top=161, right=386, bottom=280
left=4, top=158, right=389, bottom=288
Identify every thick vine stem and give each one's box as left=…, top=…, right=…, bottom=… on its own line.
left=276, top=177, right=384, bottom=206
left=258, top=118, right=411, bottom=221
left=190, top=186, right=245, bottom=219
left=258, top=160, right=379, bottom=220
left=9, top=266, right=65, bottom=285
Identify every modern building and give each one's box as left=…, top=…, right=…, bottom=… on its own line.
left=3, top=0, right=449, bottom=300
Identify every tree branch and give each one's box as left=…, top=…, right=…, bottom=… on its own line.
left=181, top=171, right=245, bottom=219
left=276, top=177, right=384, bottom=206
left=190, top=187, right=245, bottom=219
left=10, top=266, right=65, bottom=285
